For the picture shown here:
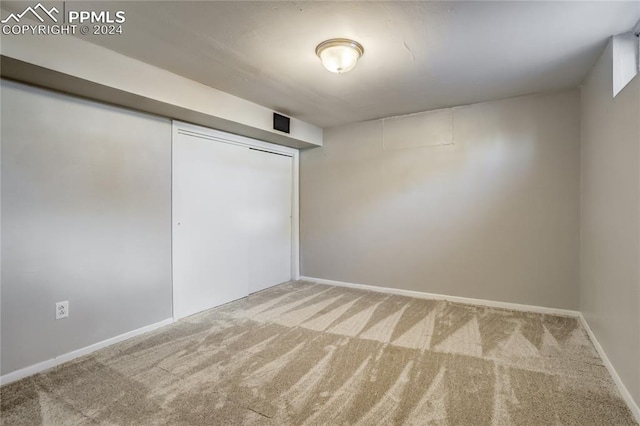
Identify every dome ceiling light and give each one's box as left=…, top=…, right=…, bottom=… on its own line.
left=315, top=38, right=365, bottom=74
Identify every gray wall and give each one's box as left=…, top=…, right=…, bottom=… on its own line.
left=301, top=90, right=581, bottom=309
left=1, top=80, right=172, bottom=375
left=580, top=41, right=640, bottom=405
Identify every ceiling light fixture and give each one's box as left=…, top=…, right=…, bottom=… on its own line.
left=315, top=38, right=364, bottom=74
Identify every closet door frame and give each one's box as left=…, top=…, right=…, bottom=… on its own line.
left=171, top=121, right=300, bottom=317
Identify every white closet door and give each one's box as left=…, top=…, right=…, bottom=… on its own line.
left=248, top=149, right=293, bottom=293
left=173, top=133, right=250, bottom=319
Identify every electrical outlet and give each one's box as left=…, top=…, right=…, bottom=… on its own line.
left=56, top=301, right=69, bottom=319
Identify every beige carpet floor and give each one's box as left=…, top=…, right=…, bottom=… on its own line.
left=1, top=281, right=636, bottom=425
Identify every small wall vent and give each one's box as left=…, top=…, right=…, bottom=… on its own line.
left=273, top=113, right=290, bottom=134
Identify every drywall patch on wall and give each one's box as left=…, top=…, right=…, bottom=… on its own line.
left=382, top=108, right=454, bottom=150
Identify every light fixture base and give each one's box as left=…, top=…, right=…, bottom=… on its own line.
left=315, top=38, right=364, bottom=74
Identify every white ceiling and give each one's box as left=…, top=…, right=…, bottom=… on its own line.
left=21, top=2, right=640, bottom=127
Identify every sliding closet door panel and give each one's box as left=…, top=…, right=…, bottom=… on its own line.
left=248, top=150, right=293, bottom=293
left=173, top=135, right=250, bottom=319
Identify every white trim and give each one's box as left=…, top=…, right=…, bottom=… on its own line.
left=300, top=276, right=640, bottom=420
left=291, top=152, right=301, bottom=280
left=299, top=276, right=580, bottom=317
left=171, top=120, right=301, bottom=300
left=578, top=314, right=640, bottom=423
left=173, top=121, right=299, bottom=157
left=0, top=318, right=174, bottom=386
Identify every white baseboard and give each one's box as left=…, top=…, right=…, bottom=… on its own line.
left=3, top=282, right=638, bottom=424
left=578, top=314, right=640, bottom=423
left=300, top=276, right=580, bottom=317
left=0, top=317, right=174, bottom=386
left=300, top=275, right=639, bottom=421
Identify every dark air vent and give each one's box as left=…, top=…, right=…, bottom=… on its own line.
left=273, top=113, right=290, bottom=134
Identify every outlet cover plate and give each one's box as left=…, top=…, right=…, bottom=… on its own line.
left=56, top=301, right=69, bottom=319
